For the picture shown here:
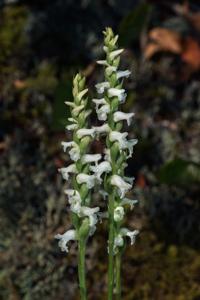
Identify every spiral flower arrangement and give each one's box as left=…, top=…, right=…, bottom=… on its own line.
left=55, top=28, right=139, bottom=300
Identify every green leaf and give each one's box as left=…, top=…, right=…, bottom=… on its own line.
left=157, top=158, right=200, bottom=186
left=118, top=3, right=153, bottom=47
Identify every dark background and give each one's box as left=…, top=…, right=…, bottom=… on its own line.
left=1, top=0, right=200, bottom=299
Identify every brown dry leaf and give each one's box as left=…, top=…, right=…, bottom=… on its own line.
left=144, top=28, right=182, bottom=59
left=182, top=37, right=200, bottom=70
left=13, top=79, right=26, bottom=89
left=136, top=173, right=146, bottom=188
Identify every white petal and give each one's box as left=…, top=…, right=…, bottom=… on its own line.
left=108, top=88, right=126, bottom=103
left=96, top=104, right=110, bottom=121
left=95, top=82, right=110, bottom=94
left=61, top=141, right=75, bottom=152
left=82, top=154, right=102, bottom=164
left=55, top=229, right=76, bottom=252
left=116, top=70, right=131, bottom=79
left=76, top=128, right=95, bottom=139
left=76, top=174, right=95, bottom=189
left=69, top=143, right=80, bottom=161
left=121, top=198, right=138, bottom=210
left=120, top=228, right=139, bottom=245
left=90, top=161, right=111, bottom=182
left=109, top=49, right=124, bottom=59
left=92, top=98, right=107, bottom=108
left=96, top=60, right=109, bottom=66
left=66, top=123, right=78, bottom=130
left=111, top=175, right=132, bottom=198
left=113, top=111, right=134, bottom=126
left=64, top=189, right=82, bottom=213
left=59, top=164, right=77, bottom=180
left=93, top=124, right=110, bottom=135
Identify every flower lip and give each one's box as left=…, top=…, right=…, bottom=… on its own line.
left=58, top=164, right=77, bottom=180
left=55, top=229, right=77, bottom=252
left=61, top=141, right=75, bottom=152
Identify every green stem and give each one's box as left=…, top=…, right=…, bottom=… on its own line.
left=108, top=193, right=115, bottom=300
left=115, top=252, right=122, bottom=300
left=78, top=239, right=87, bottom=300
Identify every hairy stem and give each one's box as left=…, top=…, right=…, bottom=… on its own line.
left=108, top=193, right=115, bottom=300
left=78, top=240, right=87, bottom=300
left=115, top=251, right=122, bottom=300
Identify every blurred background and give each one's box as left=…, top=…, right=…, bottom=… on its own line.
left=1, top=0, right=200, bottom=299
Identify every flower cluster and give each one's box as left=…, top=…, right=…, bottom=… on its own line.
left=55, top=73, right=101, bottom=252
left=94, top=27, right=139, bottom=254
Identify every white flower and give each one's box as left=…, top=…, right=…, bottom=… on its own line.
left=82, top=154, right=102, bottom=164
left=93, top=124, right=110, bottom=136
left=120, top=228, right=139, bottom=245
left=61, top=141, right=75, bottom=152
left=79, top=206, right=100, bottom=228
left=111, top=175, right=132, bottom=198
left=92, top=98, right=107, bottom=108
left=113, top=234, right=124, bottom=253
left=125, top=139, right=138, bottom=157
left=76, top=174, right=95, bottom=189
left=61, top=141, right=80, bottom=161
left=109, top=131, right=138, bottom=157
left=55, top=229, right=77, bottom=252
left=90, top=161, right=111, bottom=182
left=66, top=123, right=78, bottom=130
left=109, top=49, right=124, bottom=60
left=114, top=206, right=125, bottom=222
left=64, top=189, right=82, bottom=213
left=109, top=131, right=128, bottom=148
left=113, top=111, right=134, bottom=126
left=97, top=104, right=110, bottom=121
left=96, top=82, right=110, bottom=94
left=108, top=88, right=126, bottom=103
left=92, top=98, right=110, bottom=120
left=59, top=164, right=77, bottom=180
left=113, top=228, right=139, bottom=253
left=76, top=128, right=95, bottom=139
left=121, top=198, right=138, bottom=210
left=116, top=70, right=131, bottom=79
